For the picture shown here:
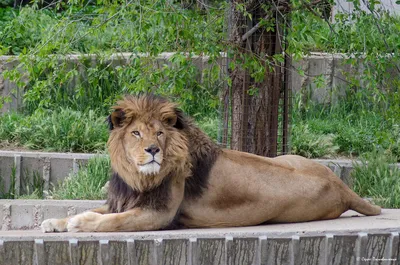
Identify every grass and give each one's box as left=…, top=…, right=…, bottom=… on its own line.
left=196, top=116, right=219, bottom=142
left=0, top=167, right=45, bottom=199
left=0, top=165, right=16, bottom=199
left=0, top=108, right=219, bottom=152
left=51, top=155, right=110, bottom=200
left=0, top=108, right=108, bottom=153
left=352, top=150, right=400, bottom=208
left=291, top=94, right=400, bottom=161
left=291, top=123, right=339, bottom=158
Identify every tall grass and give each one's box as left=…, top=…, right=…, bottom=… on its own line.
left=0, top=108, right=108, bottom=152
left=52, top=155, right=110, bottom=200
left=291, top=123, right=339, bottom=158
left=352, top=150, right=400, bottom=208
left=291, top=92, right=400, bottom=161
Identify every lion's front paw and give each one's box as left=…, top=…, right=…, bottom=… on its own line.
left=41, top=218, right=68, bottom=233
left=67, top=212, right=102, bottom=232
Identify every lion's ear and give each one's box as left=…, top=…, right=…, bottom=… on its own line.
left=163, top=108, right=185, bottom=129
left=173, top=109, right=185, bottom=130
left=109, top=108, right=126, bottom=130
left=164, top=115, right=178, bottom=127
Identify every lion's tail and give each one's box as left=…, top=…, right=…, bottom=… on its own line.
left=348, top=190, right=381, bottom=216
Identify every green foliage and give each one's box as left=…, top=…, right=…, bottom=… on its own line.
left=0, top=7, right=57, bottom=55
left=20, top=170, right=44, bottom=199
left=291, top=122, right=339, bottom=158
left=0, top=109, right=220, bottom=153
left=52, top=155, right=110, bottom=200
left=0, top=0, right=399, bottom=162
left=0, top=0, right=13, bottom=8
left=1, top=2, right=224, bottom=117
left=0, top=109, right=108, bottom=152
left=196, top=116, right=219, bottom=141
left=352, top=150, right=400, bottom=208
left=292, top=92, right=400, bottom=161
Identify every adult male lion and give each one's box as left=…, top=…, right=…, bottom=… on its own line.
left=42, top=94, right=381, bottom=232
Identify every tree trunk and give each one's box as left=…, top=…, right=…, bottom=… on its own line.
left=227, top=0, right=287, bottom=157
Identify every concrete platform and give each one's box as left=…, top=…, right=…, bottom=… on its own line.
left=1, top=209, right=400, bottom=265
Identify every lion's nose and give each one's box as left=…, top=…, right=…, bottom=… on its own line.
left=145, top=144, right=160, bottom=156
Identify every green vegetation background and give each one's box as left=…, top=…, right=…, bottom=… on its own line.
left=0, top=1, right=399, bottom=205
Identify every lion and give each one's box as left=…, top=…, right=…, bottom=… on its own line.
left=41, top=94, right=381, bottom=232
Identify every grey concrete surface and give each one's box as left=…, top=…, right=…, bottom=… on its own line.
left=4, top=150, right=398, bottom=197
left=1, top=199, right=104, bottom=231
left=0, top=151, right=98, bottom=196
left=0, top=209, right=400, bottom=264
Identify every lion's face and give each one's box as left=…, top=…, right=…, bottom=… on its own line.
left=107, top=95, right=191, bottom=191
left=122, top=119, right=167, bottom=175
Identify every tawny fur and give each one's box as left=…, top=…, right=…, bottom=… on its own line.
left=41, top=94, right=381, bottom=233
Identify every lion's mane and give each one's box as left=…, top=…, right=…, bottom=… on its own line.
left=106, top=94, right=221, bottom=214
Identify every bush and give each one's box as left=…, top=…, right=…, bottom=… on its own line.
left=52, top=155, right=110, bottom=200
left=352, top=150, right=400, bottom=208
left=0, top=108, right=108, bottom=152
left=0, top=7, right=57, bottom=55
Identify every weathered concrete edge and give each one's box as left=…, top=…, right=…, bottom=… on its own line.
left=1, top=150, right=399, bottom=192
left=1, top=199, right=400, bottom=264
left=0, top=231, right=399, bottom=265
left=0, top=199, right=104, bottom=231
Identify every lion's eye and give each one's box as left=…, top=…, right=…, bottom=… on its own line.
left=157, top=131, right=163, bottom=136
left=132, top=131, right=140, bottom=136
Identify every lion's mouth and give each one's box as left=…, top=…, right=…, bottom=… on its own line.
left=138, top=160, right=160, bottom=166
left=137, top=160, right=161, bottom=175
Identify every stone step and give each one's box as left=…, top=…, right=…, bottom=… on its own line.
left=3, top=150, right=394, bottom=197
left=0, top=199, right=104, bottom=231
left=1, top=219, right=400, bottom=265
left=1, top=199, right=400, bottom=264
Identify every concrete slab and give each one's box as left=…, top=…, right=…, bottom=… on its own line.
left=0, top=209, right=399, bottom=239
left=0, top=212, right=399, bottom=265
left=0, top=209, right=400, bottom=265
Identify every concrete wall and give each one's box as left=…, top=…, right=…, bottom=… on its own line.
left=1, top=232, right=399, bottom=265
left=333, top=0, right=400, bottom=18
left=1, top=198, right=400, bottom=264
left=1, top=150, right=400, bottom=197
left=0, top=151, right=96, bottom=197
left=0, top=199, right=103, bottom=231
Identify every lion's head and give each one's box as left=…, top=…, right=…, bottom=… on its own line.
left=107, top=95, right=190, bottom=191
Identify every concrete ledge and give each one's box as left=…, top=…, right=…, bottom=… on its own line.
left=0, top=151, right=367, bottom=194
left=0, top=232, right=399, bottom=265
left=1, top=198, right=400, bottom=264
left=1, top=150, right=399, bottom=197
left=1, top=209, right=400, bottom=264
left=1, top=199, right=104, bottom=231
left=0, top=151, right=100, bottom=196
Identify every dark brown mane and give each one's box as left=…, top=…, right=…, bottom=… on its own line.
left=175, top=110, right=221, bottom=199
